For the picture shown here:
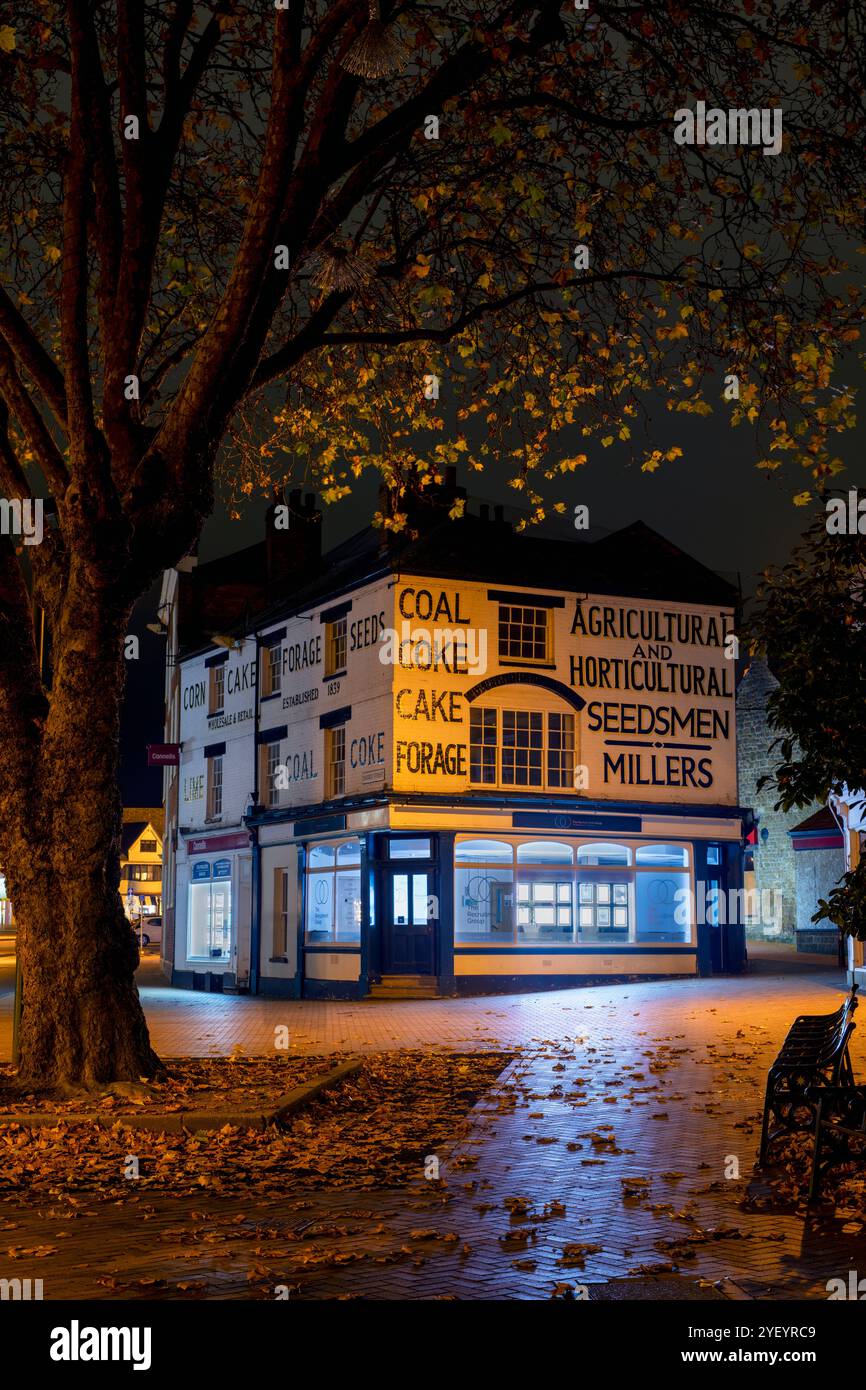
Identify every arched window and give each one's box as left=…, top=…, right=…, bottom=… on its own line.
left=308, top=843, right=335, bottom=869
left=636, top=844, right=689, bottom=867
left=577, top=842, right=631, bottom=866
left=455, top=838, right=514, bottom=863
left=516, top=840, right=574, bottom=864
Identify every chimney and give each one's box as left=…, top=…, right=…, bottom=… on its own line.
left=480, top=504, right=490, bottom=522
left=266, top=487, right=322, bottom=588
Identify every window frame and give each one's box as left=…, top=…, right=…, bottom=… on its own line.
left=497, top=603, right=552, bottom=665
left=208, top=662, right=225, bottom=715
left=325, top=615, right=348, bottom=677
left=325, top=724, right=346, bottom=798
left=206, top=754, right=224, bottom=820
left=468, top=707, right=577, bottom=792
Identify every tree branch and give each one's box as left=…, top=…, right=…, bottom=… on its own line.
left=0, top=340, right=69, bottom=498
left=0, top=287, right=68, bottom=427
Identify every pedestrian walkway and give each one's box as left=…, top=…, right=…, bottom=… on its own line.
left=0, top=943, right=849, bottom=1060
left=1, top=945, right=863, bottom=1299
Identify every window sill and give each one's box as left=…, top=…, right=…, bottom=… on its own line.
left=207, top=708, right=224, bottom=718
left=323, top=669, right=347, bottom=682
left=260, top=691, right=282, bottom=702
left=497, top=659, right=556, bottom=670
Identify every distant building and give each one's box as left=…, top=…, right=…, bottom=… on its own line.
left=119, top=820, right=163, bottom=920
left=788, top=808, right=844, bottom=956
left=159, top=480, right=749, bottom=998
left=736, top=657, right=826, bottom=941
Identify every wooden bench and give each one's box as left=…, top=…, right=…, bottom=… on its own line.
left=757, top=985, right=858, bottom=1166
left=808, top=1083, right=866, bottom=1201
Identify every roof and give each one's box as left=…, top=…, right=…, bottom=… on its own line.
left=120, top=821, right=162, bottom=857
left=789, top=807, right=841, bottom=835
left=179, top=506, right=740, bottom=657
left=788, top=806, right=844, bottom=849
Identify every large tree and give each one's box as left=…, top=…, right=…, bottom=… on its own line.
left=1, top=0, right=865, bottom=1088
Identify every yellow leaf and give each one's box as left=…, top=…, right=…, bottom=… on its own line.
left=0, top=26, right=15, bottom=52
left=793, top=491, right=812, bottom=506
left=600, top=436, right=614, bottom=448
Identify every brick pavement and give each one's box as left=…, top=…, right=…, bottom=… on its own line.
left=2, top=944, right=865, bottom=1298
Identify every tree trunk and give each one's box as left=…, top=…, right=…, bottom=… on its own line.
left=4, top=570, right=161, bottom=1091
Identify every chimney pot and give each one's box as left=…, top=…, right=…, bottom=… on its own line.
left=493, top=504, right=504, bottom=523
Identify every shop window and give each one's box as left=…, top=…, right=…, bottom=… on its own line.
left=498, top=604, right=551, bottom=663
left=304, top=837, right=361, bottom=944
left=577, top=842, right=631, bottom=866
left=636, top=844, right=689, bottom=867
left=706, top=845, right=721, bottom=866
left=517, top=840, right=573, bottom=864
left=455, top=838, right=514, bottom=863
left=208, top=662, right=225, bottom=714
left=517, top=879, right=573, bottom=939
left=325, top=725, right=346, bottom=798
left=388, top=838, right=432, bottom=859
left=206, top=755, right=223, bottom=820
left=188, top=880, right=231, bottom=961
left=455, top=864, right=514, bottom=943
left=578, top=880, right=630, bottom=939
left=273, top=869, right=289, bottom=958
left=309, top=843, right=335, bottom=869
left=325, top=615, right=347, bottom=676
left=261, top=642, right=282, bottom=697
left=635, top=871, right=691, bottom=944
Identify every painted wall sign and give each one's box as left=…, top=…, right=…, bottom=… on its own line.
left=350, top=731, right=385, bottom=768
left=282, top=686, right=319, bottom=710
left=391, top=578, right=737, bottom=806
left=192, top=861, right=211, bottom=881
left=183, top=680, right=206, bottom=710
left=183, top=774, right=204, bottom=803
left=212, top=859, right=232, bottom=879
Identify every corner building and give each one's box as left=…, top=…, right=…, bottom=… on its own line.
left=239, top=502, right=747, bottom=999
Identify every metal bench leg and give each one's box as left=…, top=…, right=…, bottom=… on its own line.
left=758, top=1072, right=776, bottom=1167
left=807, top=1113, right=825, bottom=1203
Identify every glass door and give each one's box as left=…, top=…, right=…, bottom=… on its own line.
left=384, top=869, right=435, bottom=974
